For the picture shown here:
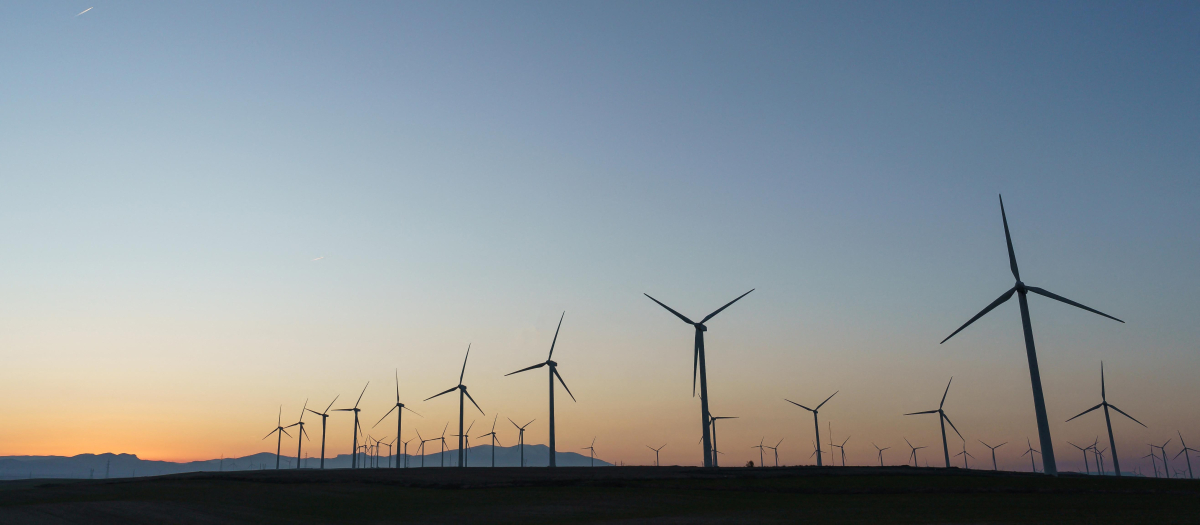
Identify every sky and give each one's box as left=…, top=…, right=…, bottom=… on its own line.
left=1, top=1, right=1197, bottom=472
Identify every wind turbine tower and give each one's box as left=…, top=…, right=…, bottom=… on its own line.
left=904, top=378, right=963, bottom=468
left=785, top=391, right=837, bottom=467
left=506, top=313, right=576, bottom=467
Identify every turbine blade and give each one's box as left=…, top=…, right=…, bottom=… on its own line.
left=700, top=289, right=755, bottom=323
left=940, top=378, right=953, bottom=409
left=395, top=369, right=401, bottom=403
left=940, top=287, right=1016, bottom=344
left=403, top=406, right=423, bottom=417
left=693, top=332, right=699, bottom=397
left=999, top=195, right=1020, bottom=281
left=1065, top=403, right=1104, bottom=422
left=424, top=386, right=459, bottom=401
left=354, top=382, right=369, bottom=409
left=284, top=422, right=300, bottom=429
left=281, top=428, right=292, bottom=438
left=644, top=293, right=695, bottom=324
left=305, top=408, right=324, bottom=417
left=942, top=413, right=963, bottom=440
left=1107, top=404, right=1148, bottom=428
left=548, top=311, right=565, bottom=360
left=1025, top=286, right=1124, bottom=323
left=460, top=344, right=471, bottom=384
left=905, top=410, right=939, bottom=416
left=509, top=417, right=519, bottom=430
left=505, top=362, right=546, bottom=376
left=262, top=428, right=278, bottom=440
left=1101, top=361, right=1106, bottom=401
left=324, top=395, right=340, bottom=413
left=553, top=368, right=576, bottom=402
left=816, top=391, right=839, bottom=410
left=373, top=406, right=398, bottom=428
left=464, top=389, right=484, bottom=415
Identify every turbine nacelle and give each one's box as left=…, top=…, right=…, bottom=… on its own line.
left=695, top=324, right=708, bottom=332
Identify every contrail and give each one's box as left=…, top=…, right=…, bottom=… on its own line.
left=76, top=7, right=93, bottom=16
left=312, top=256, right=324, bottom=261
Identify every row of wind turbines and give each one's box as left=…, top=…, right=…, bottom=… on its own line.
left=261, top=195, right=1192, bottom=477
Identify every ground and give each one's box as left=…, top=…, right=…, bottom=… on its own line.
left=0, top=466, right=1196, bottom=524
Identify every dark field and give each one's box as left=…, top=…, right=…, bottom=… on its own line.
left=1, top=466, right=1196, bottom=524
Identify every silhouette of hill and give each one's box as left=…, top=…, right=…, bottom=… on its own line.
left=0, top=445, right=609, bottom=479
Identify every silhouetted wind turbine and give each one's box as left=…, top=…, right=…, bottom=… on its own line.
left=415, top=429, right=435, bottom=468
left=1067, top=442, right=1091, bottom=475
left=454, top=420, right=476, bottom=467
left=872, top=443, right=889, bottom=466
left=1175, top=432, right=1196, bottom=479
left=510, top=418, right=534, bottom=467
left=955, top=442, right=974, bottom=469
left=333, top=382, right=370, bottom=468
left=904, top=378, right=962, bottom=468
left=766, top=439, right=783, bottom=467
left=785, top=391, right=837, bottom=467
left=506, top=313, right=576, bottom=468
left=305, top=395, right=339, bottom=469
left=1021, top=439, right=1040, bottom=473
left=645, top=289, right=753, bottom=467
left=385, top=438, right=396, bottom=468
left=374, top=370, right=422, bottom=469
left=477, top=415, right=502, bottom=467
left=834, top=437, right=849, bottom=466
left=978, top=440, right=1006, bottom=471
left=426, top=345, right=485, bottom=468
left=401, top=437, right=414, bottom=468
left=752, top=438, right=766, bottom=468
left=1154, top=439, right=1172, bottom=478
left=940, top=196, right=1124, bottom=476
left=905, top=438, right=926, bottom=467
left=1144, top=446, right=1159, bottom=478
left=436, top=423, right=450, bottom=467
left=647, top=444, right=667, bottom=467
left=709, top=416, right=737, bottom=467
left=1065, top=362, right=1144, bottom=477
left=262, top=406, right=292, bottom=470
left=284, top=400, right=311, bottom=470
left=582, top=437, right=597, bottom=467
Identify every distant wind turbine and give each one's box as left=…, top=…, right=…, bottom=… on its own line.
left=904, top=438, right=926, bottom=467
left=1067, top=442, right=1091, bottom=475
left=872, top=443, right=890, bottom=467
left=426, top=345, right=485, bottom=468
left=436, top=423, right=450, bottom=467
left=766, top=439, right=783, bottom=467
left=374, top=370, right=422, bottom=469
left=476, top=415, right=503, bottom=467
left=785, top=391, right=837, bottom=467
left=940, top=195, right=1124, bottom=476
left=1064, top=362, right=1145, bottom=477
left=833, top=437, right=849, bottom=466
left=333, top=382, right=370, bottom=468
left=904, top=378, right=962, bottom=468
left=1175, top=432, right=1196, bottom=479
left=506, top=312, right=575, bottom=467
left=454, top=420, right=476, bottom=467
left=510, top=418, right=534, bottom=467
left=955, top=442, right=974, bottom=469
left=582, top=437, right=597, bottom=467
left=752, top=438, right=766, bottom=468
left=305, top=395, right=339, bottom=469
left=645, top=289, right=753, bottom=467
left=978, top=440, right=1007, bottom=471
left=1021, top=439, right=1041, bottom=473
left=1153, top=439, right=1172, bottom=478
left=415, top=429, right=435, bottom=468
left=647, top=444, right=667, bottom=467
left=709, top=416, right=737, bottom=467
left=283, top=400, right=311, bottom=470
left=261, top=406, right=292, bottom=469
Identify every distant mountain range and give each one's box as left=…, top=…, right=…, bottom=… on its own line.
left=0, top=445, right=610, bottom=479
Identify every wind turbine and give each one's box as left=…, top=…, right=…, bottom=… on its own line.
left=401, top=437, right=414, bottom=468
left=305, top=395, right=339, bottom=469
left=1144, top=446, right=1159, bottom=478
left=1067, top=442, right=1091, bottom=474
left=904, top=378, right=962, bottom=468
left=510, top=418, right=534, bottom=467
left=436, top=423, right=450, bottom=467
left=426, top=345, right=485, bottom=468
left=1174, top=432, right=1196, bottom=479
left=979, top=440, right=1007, bottom=471
left=284, top=400, right=311, bottom=470
left=385, top=438, right=396, bottom=468
left=645, top=289, right=753, bottom=467
left=1021, top=439, right=1040, bottom=473
left=940, top=196, right=1124, bottom=476
left=709, top=416, right=737, bottom=467
left=477, top=415, right=502, bottom=467
left=1065, top=362, right=1145, bottom=477
left=872, top=443, right=889, bottom=467
left=647, top=444, right=667, bottom=467
left=905, top=438, right=926, bottom=467
left=506, top=312, right=576, bottom=468
left=785, top=391, right=837, bottom=467
left=262, top=406, right=292, bottom=470
left=374, top=370, right=422, bottom=469
left=582, top=437, right=597, bottom=467
left=415, top=429, right=435, bottom=468
left=834, top=437, right=849, bottom=466
left=752, top=438, right=766, bottom=468
left=1096, top=445, right=1109, bottom=475
left=454, top=420, right=476, bottom=467
left=955, top=442, right=974, bottom=469
left=766, top=439, right=783, bottom=467
left=1154, top=439, right=1172, bottom=478
left=333, top=382, right=370, bottom=468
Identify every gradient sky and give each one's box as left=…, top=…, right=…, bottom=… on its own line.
left=2, top=1, right=1197, bottom=471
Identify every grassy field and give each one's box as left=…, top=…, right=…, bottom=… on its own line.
left=1, top=466, right=1196, bottom=524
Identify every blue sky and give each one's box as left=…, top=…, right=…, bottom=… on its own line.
left=0, top=1, right=1196, bottom=469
